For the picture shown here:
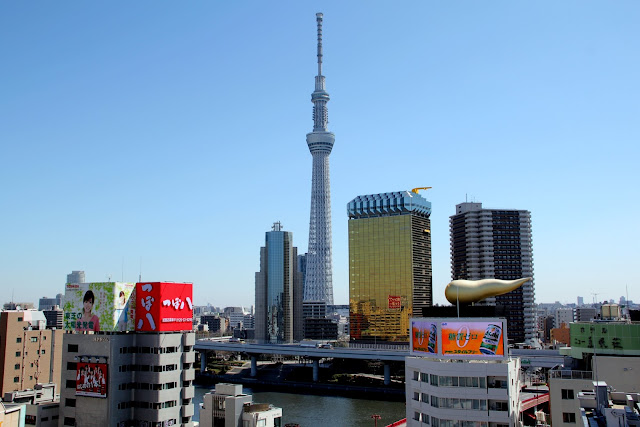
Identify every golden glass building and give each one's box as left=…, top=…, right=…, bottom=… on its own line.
left=347, top=191, right=432, bottom=343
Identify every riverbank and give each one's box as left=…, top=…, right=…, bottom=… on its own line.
left=196, top=361, right=406, bottom=402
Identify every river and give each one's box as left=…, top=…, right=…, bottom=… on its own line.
left=194, top=385, right=406, bottom=426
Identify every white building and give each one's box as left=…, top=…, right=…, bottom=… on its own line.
left=555, top=308, right=574, bottom=328
left=199, top=383, right=282, bottom=427
left=406, top=356, right=521, bottom=427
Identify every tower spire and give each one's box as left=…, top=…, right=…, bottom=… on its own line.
left=316, top=12, right=323, bottom=77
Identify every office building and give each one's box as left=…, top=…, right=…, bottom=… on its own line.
left=575, top=306, right=597, bottom=322
left=450, top=202, right=535, bottom=344
left=255, top=222, right=304, bottom=343
left=66, top=271, right=85, bottom=284
left=548, top=321, right=640, bottom=426
left=556, top=308, right=574, bottom=328
left=39, top=294, right=63, bottom=311
left=407, top=356, right=522, bottom=427
left=0, top=311, right=63, bottom=396
left=58, top=331, right=195, bottom=426
left=43, top=306, right=64, bottom=330
left=348, top=190, right=432, bottom=342
left=304, top=13, right=335, bottom=305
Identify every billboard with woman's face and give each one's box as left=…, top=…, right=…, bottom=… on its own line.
left=63, top=282, right=136, bottom=332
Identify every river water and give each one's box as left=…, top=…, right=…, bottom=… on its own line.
left=194, top=385, right=406, bottom=426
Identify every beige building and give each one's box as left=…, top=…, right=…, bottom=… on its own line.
left=0, top=310, right=63, bottom=396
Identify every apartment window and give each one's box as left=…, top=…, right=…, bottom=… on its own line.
left=16, top=337, right=22, bottom=343
left=422, top=393, right=429, bottom=403
left=413, top=391, right=420, bottom=401
left=65, top=398, right=76, bottom=407
left=563, top=413, right=576, bottom=423
left=414, top=412, right=421, bottom=421
left=31, top=337, right=38, bottom=343
left=562, top=389, right=575, bottom=400
left=413, top=371, right=419, bottom=381
left=15, top=351, right=21, bottom=357
left=66, top=379, right=76, bottom=388
left=18, top=317, right=23, bottom=322
left=64, top=417, right=75, bottom=426
left=41, top=349, right=46, bottom=354
left=67, top=362, right=77, bottom=370
left=422, top=414, right=430, bottom=425
left=420, top=372, right=429, bottom=382
left=14, top=377, right=19, bottom=382
left=67, top=344, right=78, bottom=352
left=14, top=364, right=20, bottom=370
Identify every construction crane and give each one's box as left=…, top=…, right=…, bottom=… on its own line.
left=411, top=187, right=432, bottom=194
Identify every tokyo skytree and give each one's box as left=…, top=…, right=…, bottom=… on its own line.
left=304, top=13, right=334, bottom=305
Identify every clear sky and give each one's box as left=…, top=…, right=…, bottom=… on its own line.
left=1, top=1, right=638, bottom=309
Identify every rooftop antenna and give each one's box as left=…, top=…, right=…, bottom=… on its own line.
left=139, top=257, right=142, bottom=283
left=121, top=257, right=124, bottom=282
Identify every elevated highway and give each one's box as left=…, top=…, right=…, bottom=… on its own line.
left=194, top=340, right=564, bottom=382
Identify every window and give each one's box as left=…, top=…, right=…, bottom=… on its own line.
left=422, top=393, right=429, bottom=403
left=25, top=415, right=36, bottom=425
left=420, top=372, right=429, bottom=382
left=14, top=377, right=19, bottom=382
left=422, top=414, right=430, bottom=425
left=18, top=317, right=23, bottom=322
left=41, top=349, right=46, bottom=354
left=414, top=412, right=421, bottom=421
left=14, top=363, right=20, bottom=370
left=67, top=362, right=77, bottom=370
left=31, top=337, right=38, bottom=343
left=15, top=351, right=21, bottom=357
left=413, top=391, right=420, bottom=401
left=562, top=389, right=575, bottom=400
left=66, top=379, right=76, bottom=388
left=16, top=337, right=22, bottom=343
left=563, top=413, right=576, bottom=423
left=65, top=398, right=76, bottom=407
left=64, top=417, right=75, bottom=426
left=413, top=371, right=419, bottom=381
left=67, top=344, right=78, bottom=352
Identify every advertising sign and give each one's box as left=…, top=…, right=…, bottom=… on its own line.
left=440, top=321, right=505, bottom=358
left=388, top=295, right=401, bottom=310
left=411, top=319, right=438, bottom=355
left=410, top=318, right=507, bottom=360
left=135, top=282, right=193, bottom=332
left=75, top=362, right=108, bottom=398
left=63, top=282, right=136, bottom=332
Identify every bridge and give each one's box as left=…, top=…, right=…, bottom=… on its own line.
left=194, top=339, right=564, bottom=383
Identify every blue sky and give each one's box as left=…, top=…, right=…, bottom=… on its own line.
left=1, top=1, right=638, bottom=308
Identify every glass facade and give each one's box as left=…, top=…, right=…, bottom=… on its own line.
left=348, top=191, right=432, bottom=343
left=267, top=232, right=287, bottom=343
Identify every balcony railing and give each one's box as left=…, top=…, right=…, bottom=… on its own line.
left=548, top=370, right=593, bottom=380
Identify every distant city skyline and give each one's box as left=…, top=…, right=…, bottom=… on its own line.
left=1, top=2, right=638, bottom=308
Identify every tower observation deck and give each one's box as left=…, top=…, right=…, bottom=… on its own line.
left=304, top=13, right=335, bottom=305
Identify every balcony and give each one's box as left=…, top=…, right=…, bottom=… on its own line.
left=182, top=387, right=195, bottom=399
left=182, top=404, right=194, bottom=417
left=182, top=352, right=195, bottom=364
left=182, top=369, right=195, bottom=381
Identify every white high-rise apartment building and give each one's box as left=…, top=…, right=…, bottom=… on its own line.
left=450, top=202, right=535, bottom=344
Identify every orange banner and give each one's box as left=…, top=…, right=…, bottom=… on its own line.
left=440, top=321, right=504, bottom=357
left=411, top=320, right=438, bottom=355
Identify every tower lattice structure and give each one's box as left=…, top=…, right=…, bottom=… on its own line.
left=304, top=13, right=334, bottom=305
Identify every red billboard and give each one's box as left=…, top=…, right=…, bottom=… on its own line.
left=388, top=295, right=401, bottom=310
left=76, top=362, right=108, bottom=398
left=135, top=282, right=193, bottom=332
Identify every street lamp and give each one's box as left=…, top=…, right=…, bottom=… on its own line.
left=371, top=414, right=381, bottom=427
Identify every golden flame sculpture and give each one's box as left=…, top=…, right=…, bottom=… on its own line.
left=444, top=277, right=532, bottom=304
